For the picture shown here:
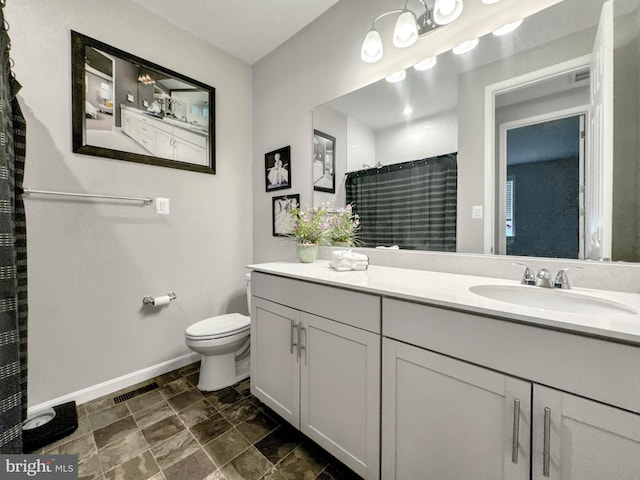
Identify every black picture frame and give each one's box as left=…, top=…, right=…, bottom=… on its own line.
left=272, top=194, right=300, bottom=236
left=71, top=31, right=216, bottom=174
left=313, top=130, right=336, bottom=193
left=265, top=146, right=291, bottom=191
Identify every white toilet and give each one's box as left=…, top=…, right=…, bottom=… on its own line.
left=184, top=273, right=251, bottom=391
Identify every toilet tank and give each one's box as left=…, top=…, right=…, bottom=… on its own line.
left=245, top=272, right=252, bottom=314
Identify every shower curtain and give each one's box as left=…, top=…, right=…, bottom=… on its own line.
left=346, top=153, right=457, bottom=251
left=0, top=2, right=28, bottom=454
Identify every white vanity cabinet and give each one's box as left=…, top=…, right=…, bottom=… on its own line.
left=382, top=298, right=640, bottom=480
left=250, top=272, right=381, bottom=479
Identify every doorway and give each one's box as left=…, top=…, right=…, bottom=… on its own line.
left=499, top=114, right=585, bottom=258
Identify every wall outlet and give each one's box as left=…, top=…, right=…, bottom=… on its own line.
left=472, top=205, right=483, bottom=219
left=156, top=197, right=170, bottom=215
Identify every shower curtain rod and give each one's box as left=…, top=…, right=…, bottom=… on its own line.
left=22, top=187, right=153, bottom=205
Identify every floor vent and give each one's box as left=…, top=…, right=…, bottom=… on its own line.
left=113, top=382, right=159, bottom=404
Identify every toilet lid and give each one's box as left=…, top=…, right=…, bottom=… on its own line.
left=185, top=313, right=250, bottom=338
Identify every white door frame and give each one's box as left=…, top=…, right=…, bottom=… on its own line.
left=497, top=107, right=589, bottom=257
left=483, top=54, right=591, bottom=254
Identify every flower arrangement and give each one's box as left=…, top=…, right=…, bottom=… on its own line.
left=289, top=205, right=332, bottom=245
left=327, top=203, right=360, bottom=246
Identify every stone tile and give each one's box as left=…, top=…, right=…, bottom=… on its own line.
left=46, top=432, right=96, bottom=460
left=219, top=447, right=271, bottom=480
left=276, top=444, right=328, bottom=480
left=315, top=462, right=361, bottom=480
left=203, top=387, right=242, bottom=411
left=160, top=378, right=192, bottom=399
left=202, top=428, right=250, bottom=468
left=236, top=411, right=279, bottom=444
left=186, top=372, right=200, bottom=387
left=98, top=430, right=148, bottom=473
left=126, top=390, right=165, bottom=413
left=149, top=474, right=166, bottom=480
left=150, top=429, right=200, bottom=469
left=78, top=453, right=102, bottom=480
left=77, top=404, right=88, bottom=419
left=141, top=415, right=185, bottom=447
left=204, top=472, right=227, bottom=480
left=261, top=468, right=288, bottom=480
left=178, top=362, right=201, bottom=376
left=43, top=415, right=92, bottom=452
left=254, top=425, right=304, bottom=465
left=232, top=379, right=251, bottom=397
left=89, top=404, right=130, bottom=430
left=84, top=395, right=116, bottom=415
left=167, top=389, right=205, bottom=412
left=177, top=400, right=219, bottom=428
left=93, top=416, right=138, bottom=449
left=163, top=449, right=216, bottom=480
left=220, top=398, right=261, bottom=426
left=155, top=371, right=182, bottom=387
left=191, top=413, right=233, bottom=445
left=103, top=450, right=159, bottom=480
left=132, top=400, right=174, bottom=430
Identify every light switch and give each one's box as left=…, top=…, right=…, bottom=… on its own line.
left=156, top=197, right=170, bottom=215
left=472, top=205, right=483, bottom=219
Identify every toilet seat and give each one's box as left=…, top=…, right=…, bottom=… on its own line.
left=185, top=313, right=250, bottom=341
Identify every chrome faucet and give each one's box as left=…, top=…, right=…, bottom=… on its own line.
left=535, top=268, right=553, bottom=288
left=513, top=262, right=535, bottom=285
left=553, top=268, right=576, bottom=289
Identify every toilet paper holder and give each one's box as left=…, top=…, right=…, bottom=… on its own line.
left=142, top=292, right=177, bottom=306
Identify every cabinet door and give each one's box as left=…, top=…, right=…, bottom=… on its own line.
left=154, top=129, right=175, bottom=161
left=382, top=338, right=530, bottom=480
left=174, top=137, right=207, bottom=166
left=532, top=385, right=640, bottom=480
left=300, top=313, right=380, bottom=479
left=250, top=297, right=300, bottom=429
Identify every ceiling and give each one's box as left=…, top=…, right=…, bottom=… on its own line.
left=129, top=0, right=340, bottom=65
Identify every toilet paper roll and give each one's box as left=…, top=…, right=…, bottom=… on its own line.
left=153, top=295, right=172, bottom=306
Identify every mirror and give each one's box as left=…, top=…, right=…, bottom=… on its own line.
left=313, top=0, right=640, bottom=262
left=71, top=31, right=215, bottom=174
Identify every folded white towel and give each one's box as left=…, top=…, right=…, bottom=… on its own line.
left=330, top=249, right=369, bottom=271
left=375, top=245, right=400, bottom=250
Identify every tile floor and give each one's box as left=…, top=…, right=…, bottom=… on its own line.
left=36, top=362, right=361, bottom=480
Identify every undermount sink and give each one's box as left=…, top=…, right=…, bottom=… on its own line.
left=469, top=285, right=638, bottom=316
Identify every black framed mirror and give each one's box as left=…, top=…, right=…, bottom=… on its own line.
left=313, top=130, right=336, bottom=193
left=71, top=31, right=215, bottom=174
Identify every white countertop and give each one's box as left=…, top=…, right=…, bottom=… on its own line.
left=247, top=261, right=640, bottom=345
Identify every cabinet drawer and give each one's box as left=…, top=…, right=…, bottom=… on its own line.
left=252, top=272, right=380, bottom=333
left=173, top=127, right=207, bottom=148
left=383, top=298, right=640, bottom=414
left=154, top=119, right=173, bottom=134
left=138, top=133, right=154, bottom=153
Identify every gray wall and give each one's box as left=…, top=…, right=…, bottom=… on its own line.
left=8, top=0, right=252, bottom=406
left=113, top=57, right=138, bottom=127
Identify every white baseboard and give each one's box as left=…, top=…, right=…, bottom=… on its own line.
left=27, top=352, right=200, bottom=417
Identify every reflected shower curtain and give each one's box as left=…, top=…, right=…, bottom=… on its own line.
left=0, top=3, right=28, bottom=454
left=346, top=154, right=457, bottom=251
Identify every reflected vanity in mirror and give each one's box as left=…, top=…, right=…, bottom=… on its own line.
left=313, top=0, right=640, bottom=262
left=71, top=31, right=215, bottom=174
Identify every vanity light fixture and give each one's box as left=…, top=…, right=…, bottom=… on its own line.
left=492, top=19, right=523, bottom=36
left=361, top=0, right=456, bottom=63
left=403, top=106, right=414, bottom=115
left=452, top=37, right=479, bottom=54
left=433, top=0, right=464, bottom=25
left=413, top=55, right=437, bottom=71
left=386, top=69, right=407, bottom=83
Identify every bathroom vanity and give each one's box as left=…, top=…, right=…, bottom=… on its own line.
left=248, top=261, right=640, bottom=480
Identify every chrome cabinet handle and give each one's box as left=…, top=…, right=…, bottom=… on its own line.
left=290, top=320, right=297, bottom=354
left=299, top=326, right=307, bottom=364
left=512, top=398, right=521, bottom=464
left=543, top=407, right=551, bottom=477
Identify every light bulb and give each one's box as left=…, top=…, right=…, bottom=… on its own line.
left=452, top=37, right=479, bottom=55
left=361, top=29, right=383, bottom=63
left=413, top=56, right=437, bottom=71
left=482, top=0, right=500, bottom=4
left=434, top=0, right=463, bottom=25
left=492, top=19, right=523, bottom=36
left=385, top=69, right=407, bottom=83
left=403, top=106, right=413, bottom=115
left=393, top=10, right=418, bottom=48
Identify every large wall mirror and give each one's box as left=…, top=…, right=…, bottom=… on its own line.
left=313, top=0, right=640, bottom=262
left=71, top=31, right=215, bottom=174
